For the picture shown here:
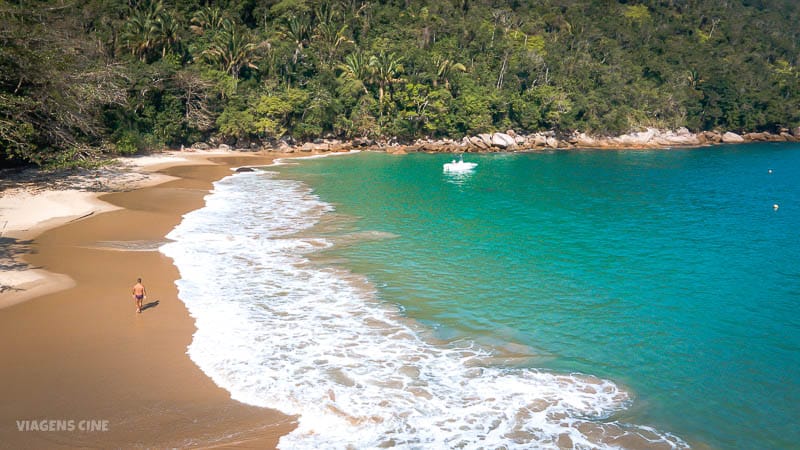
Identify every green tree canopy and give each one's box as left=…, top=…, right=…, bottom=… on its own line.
left=2, top=0, right=798, bottom=167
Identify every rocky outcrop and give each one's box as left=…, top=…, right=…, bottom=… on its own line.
left=743, top=132, right=767, bottom=141
left=491, top=132, right=516, bottom=149
left=573, top=133, right=596, bottom=147
left=469, top=136, right=489, bottom=150
left=531, top=133, right=549, bottom=147
left=352, top=137, right=376, bottom=148
left=722, top=132, right=745, bottom=143
left=409, top=128, right=718, bottom=152
left=699, top=131, right=723, bottom=144
left=184, top=125, right=799, bottom=156
left=290, top=139, right=354, bottom=152
left=234, top=136, right=260, bottom=150
left=478, top=133, right=493, bottom=148
left=560, top=128, right=702, bottom=148
left=652, top=129, right=701, bottom=146
left=619, top=129, right=656, bottom=145
left=299, top=142, right=317, bottom=152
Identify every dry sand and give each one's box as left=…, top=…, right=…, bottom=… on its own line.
left=0, top=151, right=297, bottom=448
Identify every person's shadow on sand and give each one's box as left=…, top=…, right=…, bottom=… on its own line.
left=140, top=300, right=160, bottom=312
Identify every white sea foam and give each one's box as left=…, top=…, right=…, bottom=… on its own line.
left=160, top=170, right=688, bottom=449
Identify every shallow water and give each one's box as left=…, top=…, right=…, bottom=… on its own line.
left=163, top=143, right=800, bottom=449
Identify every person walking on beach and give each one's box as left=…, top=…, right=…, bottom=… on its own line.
left=132, top=278, right=147, bottom=313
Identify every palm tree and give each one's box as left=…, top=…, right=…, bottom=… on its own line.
left=686, top=69, right=704, bottom=89
left=122, top=0, right=180, bottom=62
left=122, top=0, right=164, bottom=62
left=433, top=57, right=467, bottom=91
left=155, top=12, right=181, bottom=58
left=200, top=24, right=259, bottom=81
left=309, top=3, right=352, bottom=67
left=338, top=50, right=371, bottom=95
left=369, top=51, right=404, bottom=107
left=190, top=6, right=230, bottom=36
left=279, top=16, right=312, bottom=65
left=314, top=22, right=352, bottom=66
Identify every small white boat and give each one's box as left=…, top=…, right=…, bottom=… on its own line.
left=443, top=155, right=477, bottom=172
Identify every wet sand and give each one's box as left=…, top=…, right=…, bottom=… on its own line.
left=0, top=154, right=296, bottom=448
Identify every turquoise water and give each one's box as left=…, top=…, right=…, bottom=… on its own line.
left=276, top=144, right=800, bottom=449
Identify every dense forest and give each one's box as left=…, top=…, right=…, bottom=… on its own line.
left=1, top=0, right=799, bottom=167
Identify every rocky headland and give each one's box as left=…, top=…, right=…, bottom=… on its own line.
left=186, top=127, right=800, bottom=155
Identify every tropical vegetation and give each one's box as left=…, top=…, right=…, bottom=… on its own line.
left=1, top=0, right=798, bottom=167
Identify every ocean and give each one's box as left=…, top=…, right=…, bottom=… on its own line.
left=160, top=143, right=800, bottom=449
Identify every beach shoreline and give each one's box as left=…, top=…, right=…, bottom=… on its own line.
left=0, top=150, right=298, bottom=448
left=1, top=151, right=237, bottom=306
left=1, top=142, right=792, bottom=448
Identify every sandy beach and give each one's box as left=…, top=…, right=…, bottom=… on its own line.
left=0, top=151, right=296, bottom=448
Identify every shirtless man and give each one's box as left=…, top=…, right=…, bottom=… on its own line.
left=132, top=278, right=147, bottom=313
